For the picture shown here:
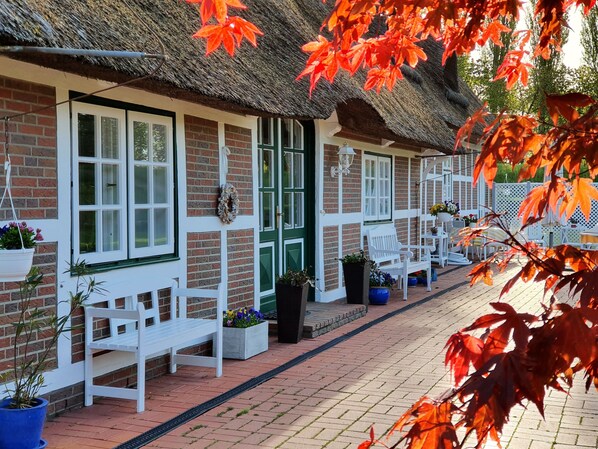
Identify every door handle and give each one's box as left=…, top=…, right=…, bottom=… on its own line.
left=276, top=206, right=283, bottom=229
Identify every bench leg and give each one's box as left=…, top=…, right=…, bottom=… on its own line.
left=170, top=347, right=177, bottom=374
left=402, top=271, right=408, bottom=301
left=215, top=330, right=223, bottom=378
left=426, top=266, right=432, bottom=292
left=136, top=353, right=145, bottom=413
left=84, top=345, right=93, bottom=407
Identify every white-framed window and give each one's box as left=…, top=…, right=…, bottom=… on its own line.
left=364, top=153, right=392, bottom=222
left=72, top=102, right=175, bottom=265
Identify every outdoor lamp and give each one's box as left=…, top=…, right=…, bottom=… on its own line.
left=330, top=143, right=356, bottom=177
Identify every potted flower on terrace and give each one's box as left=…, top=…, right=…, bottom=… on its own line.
left=463, top=214, right=478, bottom=226
left=222, top=307, right=268, bottom=360
left=338, top=250, right=371, bottom=305
left=275, top=268, right=314, bottom=343
left=429, top=200, right=460, bottom=223
left=368, top=265, right=396, bottom=305
left=0, top=221, right=43, bottom=282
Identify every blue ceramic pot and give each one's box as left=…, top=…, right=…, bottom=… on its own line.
left=368, top=287, right=390, bottom=305
left=407, top=277, right=418, bottom=287
left=0, top=397, right=48, bottom=449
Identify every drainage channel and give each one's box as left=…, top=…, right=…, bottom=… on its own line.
left=115, top=266, right=468, bottom=449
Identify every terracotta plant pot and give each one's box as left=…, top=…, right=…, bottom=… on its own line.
left=275, top=282, right=309, bottom=343
left=342, top=261, right=370, bottom=305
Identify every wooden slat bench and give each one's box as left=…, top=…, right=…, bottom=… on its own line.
left=366, top=224, right=433, bottom=300
left=84, top=279, right=225, bottom=412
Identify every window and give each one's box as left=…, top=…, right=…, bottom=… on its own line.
left=364, top=153, right=392, bottom=222
left=72, top=102, right=175, bottom=265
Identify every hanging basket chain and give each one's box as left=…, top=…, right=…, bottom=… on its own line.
left=1, top=118, right=26, bottom=251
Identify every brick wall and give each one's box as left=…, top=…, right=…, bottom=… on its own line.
left=395, top=156, right=409, bottom=210
left=342, top=150, right=361, bottom=213
left=187, top=231, right=221, bottom=319
left=227, top=229, right=254, bottom=310
left=342, top=223, right=361, bottom=256
left=410, top=158, right=420, bottom=210
left=1, top=243, right=58, bottom=377
left=185, top=115, right=219, bottom=217
left=323, top=144, right=339, bottom=214
left=225, top=125, right=253, bottom=215
left=0, top=76, right=57, bottom=221
left=323, top=226, right=339, bottom=291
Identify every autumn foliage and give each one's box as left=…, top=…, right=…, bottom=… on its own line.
left=189, top=1, right=598, bottom=448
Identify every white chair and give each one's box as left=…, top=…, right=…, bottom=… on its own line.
left=366, top=224, right=433, bottom=300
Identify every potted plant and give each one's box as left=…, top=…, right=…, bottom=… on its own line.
left=222, top=307, right=268, bottom=359
left=0, top=262, right=98, bottom=449
left=0, top=221, right=43, bottom=282
left=368, top=264, right=396, bottom=305
left=430, top=226, right=438, bottom=235
left=338, top=250, right=371, bottom=305
left=430, top=200, right=460, bottom=223
left=275, top=268, right=314, bottom=343
left=463, top=214, right=478, bottom=227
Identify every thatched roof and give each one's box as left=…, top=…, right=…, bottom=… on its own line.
left=0, top=0, right=482, bottom=153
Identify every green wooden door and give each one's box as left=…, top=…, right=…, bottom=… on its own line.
left=258, top=118, right=312, bottom=313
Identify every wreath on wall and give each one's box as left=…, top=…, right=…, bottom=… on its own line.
left=217, top=183, right=239, bottom=224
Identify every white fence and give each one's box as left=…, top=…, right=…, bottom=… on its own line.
left=493, top=182, right=598, bottom=245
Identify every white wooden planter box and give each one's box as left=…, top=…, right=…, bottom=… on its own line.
left=222, top=321, right=269, bottom=360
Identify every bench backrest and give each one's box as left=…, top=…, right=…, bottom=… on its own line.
left=86, top=277, right=224, bottom=338
left=366, top=224, right=403, bottom=266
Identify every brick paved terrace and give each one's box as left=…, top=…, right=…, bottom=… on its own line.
left=43, top=265, right=598, bottom=449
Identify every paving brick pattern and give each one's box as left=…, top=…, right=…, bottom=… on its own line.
left=43, top=266, right=597, bottom=449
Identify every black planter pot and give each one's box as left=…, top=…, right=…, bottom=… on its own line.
left=342, top=261, right=370, bottom=305
left=275, top=282, right=309, bottom=343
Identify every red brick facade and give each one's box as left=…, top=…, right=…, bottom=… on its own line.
left=227, top=229, right=254, bottom=310
left=323, top=144, right=339, bottom=214
left=395, top=156, right=409, bottom=211
left=342, top=150, right=361, bottom=213
left=185, top=115, right=220, bottom=217
left=225, top=125, right=253, bottom=214
left=323, top=226, right=339, bottom=291
left=0, top=76, right=57, bottom=221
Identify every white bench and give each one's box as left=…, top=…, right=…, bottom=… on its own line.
left=366, top=224, right=433, bottom=300
left=84, top=279, right=225, bottom=412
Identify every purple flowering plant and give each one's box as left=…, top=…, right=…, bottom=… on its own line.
left=223, top=307, right=265, bottom=328
left=369, top=264, right=397, bottom=288
left=0, top=221, right=43, bottom=250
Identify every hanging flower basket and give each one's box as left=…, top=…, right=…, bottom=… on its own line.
left=0, top=248, right=34, bottom=282
left=0, top=222, right=43, bottom=282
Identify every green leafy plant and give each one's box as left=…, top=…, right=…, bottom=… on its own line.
left=2, top=261, right=101, bottom=408
left=338, top=250, right=371, bottom=265
left=222, top=307, right=265, bottom=328
left=276, top=268, right=315, bottom=287
left=0, top=222, right=43, bottom=250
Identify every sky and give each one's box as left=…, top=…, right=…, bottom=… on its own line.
left=562, top=7, right=584, bottom=68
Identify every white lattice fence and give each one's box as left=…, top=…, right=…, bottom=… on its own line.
left=493, top=182, right=598, bottom=245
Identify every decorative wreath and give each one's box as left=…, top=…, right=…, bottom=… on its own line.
left=217, top=183, right=239, bottom=224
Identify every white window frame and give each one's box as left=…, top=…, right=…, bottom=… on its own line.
left=72, top=103, right=175, bottom=265
left=363, top=153, right=392, bottom=222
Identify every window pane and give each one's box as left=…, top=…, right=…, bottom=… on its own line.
left=282, top=119, right=291, bottom=148
left=153, top=166, right=167, bottom=203
left=262, top=149, right=273, bottom=188
left=101, top=117, right=119, bottom=159
left=293, top=153, right=303, bottom=188
left=102, top=164, right=119, bottom=205
left=261, top=118, right=272, bottom=146
left=294, top=192, right=304, bottom=228
left=78, top=113, right=95, bottom=157
left=135, top=209, right=149, bottom=248
left=79, top=211, right=96, bottom=253
left=102, top=210, right=120, bottom=251
left=135, top=165, right=149, bottom=204
left=152, top=124, right=167, bottom=162
left=261, top=192, right=274, bottom=231
left=79, top=162, right=96, bottom=205
left=154, top=208, right=167, bottom=246
left=283, top=152, right=292, bottom=188
left=284, top=192, right=293, bottom=229
left=133, top=121, right=149, bottom=161
left=293, top=120, right=303, bottom=149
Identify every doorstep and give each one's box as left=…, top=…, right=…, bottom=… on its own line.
left=267, top=300, right=367, bottom=339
